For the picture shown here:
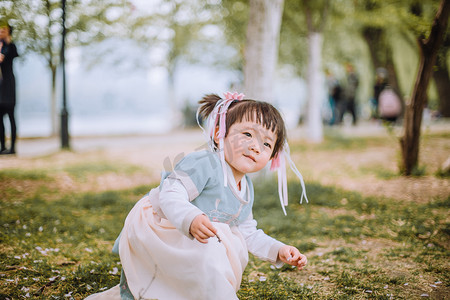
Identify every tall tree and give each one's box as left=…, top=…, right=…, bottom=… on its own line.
left=400, top=0, right=450, bottom=175
left=0, top=0, right=133, bottom=135
left=244, top=0, right=284, bottom=101
left=302, top=0, right=329, bottom=142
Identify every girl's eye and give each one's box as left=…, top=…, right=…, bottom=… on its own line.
left=264, top=142, right=272, bottom=149
left=243, top=132, right=252, bottom=138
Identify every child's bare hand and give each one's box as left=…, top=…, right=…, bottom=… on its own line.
left=189, top=214, right=217, bottom=243
left=278, top=245, right=307, bottom=270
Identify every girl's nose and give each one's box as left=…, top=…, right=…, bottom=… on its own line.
left=249, top=142, right=260, bottom=154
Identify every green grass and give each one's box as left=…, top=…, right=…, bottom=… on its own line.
left=0, top=169, right=49, bottom=181
left=63, top=161, right=143, bottom=180
left=0, top=159, right=448, bottom=299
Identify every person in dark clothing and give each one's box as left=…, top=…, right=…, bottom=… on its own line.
left=0, top=22, right=19, bottom=155
left=325, top=68, right=341, bottom=125
left=342, top=63, right=359, bottom=125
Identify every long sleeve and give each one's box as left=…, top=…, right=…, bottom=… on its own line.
left=237, top=214, right=285, bottom=267
left=159, top=177, right=204, bottom=239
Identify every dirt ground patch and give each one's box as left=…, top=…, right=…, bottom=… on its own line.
left=1, top=124, right=449, bottom=203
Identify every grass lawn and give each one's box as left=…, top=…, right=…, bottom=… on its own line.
left=0, top=131, right=448, bottom=299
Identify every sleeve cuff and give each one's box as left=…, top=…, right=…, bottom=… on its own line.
left=268, top=241, right=285, bottom=266
left=180, top=208, right=204, bottom=239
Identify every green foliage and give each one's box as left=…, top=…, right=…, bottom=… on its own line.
left=1, top=0, right=134, bottom=57
left=219, top=0, right=248, bottom=71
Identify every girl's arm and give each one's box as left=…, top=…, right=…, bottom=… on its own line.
left=237, top=214, right=307, bottom=269
left=159, top=177, right=204, bottom=238
left=237, top=214, right=285, bottom=267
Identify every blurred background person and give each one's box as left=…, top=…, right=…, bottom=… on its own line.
left=325, top=68, right=342, bottom=125
left=373, top=67, right=403, bottom=123
left=0, top=21, right=19, bottom=155
left=372, top=67, right=388, bottom=120
left=341, top=63, right=359, bottom=125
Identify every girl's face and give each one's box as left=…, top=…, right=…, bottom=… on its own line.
left=0, top=27, right=7, bottom=40
left=217, top=120, right=276, bottom=184
left=0, top=26, right=10, bottom=40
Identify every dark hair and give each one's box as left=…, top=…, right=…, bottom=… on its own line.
left=198, top=94, right=287, bottom=158
left=0, top=21, right=12, bottom=35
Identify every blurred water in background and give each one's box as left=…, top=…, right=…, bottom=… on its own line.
left=14, top=51, right=306, bottom=138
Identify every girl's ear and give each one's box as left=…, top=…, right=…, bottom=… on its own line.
left=213, top=126, right=220, bottom=144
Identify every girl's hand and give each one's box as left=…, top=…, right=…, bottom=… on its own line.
left=189, top=214, right=217, bottom=244
left=278, top=245, right=307, bottom=270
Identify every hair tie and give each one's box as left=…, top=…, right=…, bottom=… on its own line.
left=270, top=142, right=308, bottom=215
left=197, top=92, right=245, bottom=187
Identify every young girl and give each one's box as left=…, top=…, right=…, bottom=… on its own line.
left=85, top=92, right=308, bottom=300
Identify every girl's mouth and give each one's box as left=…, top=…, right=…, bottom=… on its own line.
left=244, top=154, right=256, bottom=162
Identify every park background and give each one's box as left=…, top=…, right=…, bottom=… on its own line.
left=1, top=0, right=449, bottom=299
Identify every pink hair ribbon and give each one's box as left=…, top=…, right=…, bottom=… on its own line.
left=197, top=92, right=245, bottom=187
left=270, top=142, right=308, bottom=215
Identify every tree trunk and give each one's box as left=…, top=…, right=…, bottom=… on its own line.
left=433, top=34, right=450, bottom=117
left=50, top=66, right=58, bottom=137
left=400, top=0, right=450, bottom=175
left=303, top=1, right=327, bottom=143
left=362, top=27, right=400, bottom=94
left=307, top=31, right=324, bottom=142
left=167, top=67, right=181, bottom=129
left=244, top=0, right=284, bottom=102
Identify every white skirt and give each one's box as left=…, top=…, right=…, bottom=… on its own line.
left=85, top=190, right=249, bottom=300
